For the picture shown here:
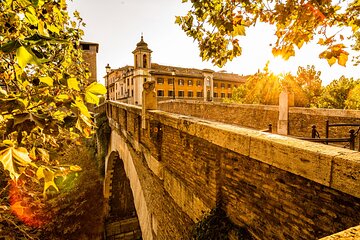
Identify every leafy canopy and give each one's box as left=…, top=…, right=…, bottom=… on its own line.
left=0, top=0, right=105, bottom=207
left=226, top=64, right=323, bottom=107
left=176, top=0, right=360, bottom=67
left=316, top=76, right=359, bottom=109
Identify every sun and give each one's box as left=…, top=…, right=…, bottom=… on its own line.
left=268, top=57, right=288, bottom=75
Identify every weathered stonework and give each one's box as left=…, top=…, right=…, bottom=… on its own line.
left=104, top=101, right=360, bottom=240
left=158, top=100, right=360, bottom=140
left=319, top=225, right=360, bottom=239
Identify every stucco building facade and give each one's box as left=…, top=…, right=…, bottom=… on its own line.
left=105, top=37, right=247, bottom=105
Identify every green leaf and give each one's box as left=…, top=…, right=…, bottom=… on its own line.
left=39, top=76, right=54, bottom=86
left=0, top=41, right=21, bottom=53
left=67, top=77, right=80, bottom=91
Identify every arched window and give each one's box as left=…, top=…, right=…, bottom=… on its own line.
left=135, top=55, right=139, bottom=68
left=143, top=54, right=147, bottom=68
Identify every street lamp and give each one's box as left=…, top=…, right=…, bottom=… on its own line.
left=105, top=63, right=111, bottom=100
left=172, top=70, right=175, bottom=100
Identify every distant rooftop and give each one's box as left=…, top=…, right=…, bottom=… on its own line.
left=107, top=62, right=248, bottom=83
left=151, top=63, right=248, bottom=83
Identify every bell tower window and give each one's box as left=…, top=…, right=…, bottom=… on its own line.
left=143, top=54, right=147, bottom=68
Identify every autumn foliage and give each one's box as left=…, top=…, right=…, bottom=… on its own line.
left=177, top=0, right=360, bottom=67
left=0, top=0, right=106, bottom=238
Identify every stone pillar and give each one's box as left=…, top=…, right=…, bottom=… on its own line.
left=203, top=69, right=214, bottom=101
left=142, top=80, right=157, bottom=129
left=278, top=90, right=289, bottom=135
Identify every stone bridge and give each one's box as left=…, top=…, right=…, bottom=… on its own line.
left=99, top=100, right=360, bottom=240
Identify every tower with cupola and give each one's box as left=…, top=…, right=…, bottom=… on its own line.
left=132, top=35, right=152, bottom=105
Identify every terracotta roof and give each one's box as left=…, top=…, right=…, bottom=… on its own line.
left=150, top=63, right=247, bottom=83
left=213, top=72, right=247, bottom=83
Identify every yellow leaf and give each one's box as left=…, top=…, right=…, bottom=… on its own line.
left=38, top=21, right=48, bottom=36
left=43, top=168, right=59, bottom=196
left=338, top=52, right=348, bottom=66
left=85, top=92, right=99, bottom=105
left=3, top=140, right=14, bottom=147
left=67, top=77, right=80, bottom=91
left=57, top=94, right=70, bottom=100
left=16, top=46, right=34, bottom=69
left=80, top=113, right=93, bottom=127
left=75, top=97, right=91, bottom=118
left=12, top=147, right=35, bottom=167
left=327, top=56, right=337, bottom=66
left=39, top=76, right=53, bottom=86
left=232, top=25, right=246, bottom=36
left=70, top=165, right=82, bottom=171
left=85, top=82, right=106, bottom=105
left=37, top=0, right=45, bottom=7
left=23, top=80, right=30, bottom=88
left=85, top=82, right=106, bottom=95
left=282, top=48, right=295, bottom=60
left=331, top=44, right=346, bottom=51
left=296, top=39, right=305, bottom=49
left=36, top=166, right=45, bottom=180
left=317, top=38, right=325, bottom=45
left=29, top=147, right=36, bottom=160
left=75, top=118, right=82, bottom=132
left=25, top=11, right=38, bottom=25
left=83, top=126, right=92, bottom=138
left=0, top=148, right=20, bottom=179
left=36, top=148, right=50, bottom=162
left=48, top=24, right=60, bottom=34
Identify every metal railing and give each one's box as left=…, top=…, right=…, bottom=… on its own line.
left=298, top=121, right=360, bottom=151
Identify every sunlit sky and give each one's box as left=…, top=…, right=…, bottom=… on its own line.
left=68, top=0, right=359, bottom=86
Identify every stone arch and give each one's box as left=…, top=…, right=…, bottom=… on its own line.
left=104, top=150, right=141, bottom=239
left=103, top=150, right=118, bottom=208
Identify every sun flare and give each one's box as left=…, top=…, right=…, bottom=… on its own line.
left=268, top=57, right=288, bottom=75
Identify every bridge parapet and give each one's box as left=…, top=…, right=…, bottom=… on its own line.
left=158, top=100, right=360, bottom=140
left=104, top=101, right=360, bottom=240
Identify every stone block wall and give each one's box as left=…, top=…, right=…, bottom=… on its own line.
left=105, top=101, right=360, bottom=240
left=289, top=107, right=360, bottom=138
left=158, top=100, right=360, bottom=138
left=158, top=100, right=279, bottom=132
